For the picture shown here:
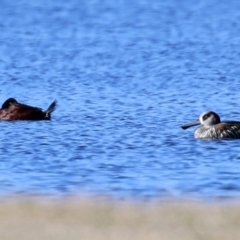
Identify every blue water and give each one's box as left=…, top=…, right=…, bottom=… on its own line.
left=1, top=0, right=240, bottom=200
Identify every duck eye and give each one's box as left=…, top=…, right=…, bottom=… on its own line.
left=203, top=114, right=209, bottom=120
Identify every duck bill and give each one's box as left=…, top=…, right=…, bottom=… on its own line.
left=181, top=119, right=200, bottom=130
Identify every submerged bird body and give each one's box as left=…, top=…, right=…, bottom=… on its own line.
left=0, top=98, right=57, bottom=120
left=181, top=111, right=240, bottom=139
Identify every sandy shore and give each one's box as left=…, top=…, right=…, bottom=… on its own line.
left=0, top=198, right=240, bottom=240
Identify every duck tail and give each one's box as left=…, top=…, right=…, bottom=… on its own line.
left=46, top=100, right=57, bottom=114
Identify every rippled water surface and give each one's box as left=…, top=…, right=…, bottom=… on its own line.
left=1, top=0, right=240, bottom=200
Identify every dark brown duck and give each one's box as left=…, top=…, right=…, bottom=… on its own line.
left=0, top=98, right=57, bottom=120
